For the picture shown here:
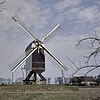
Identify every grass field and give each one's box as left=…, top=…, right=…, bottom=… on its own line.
left=0, top=84, right=100, bottom=100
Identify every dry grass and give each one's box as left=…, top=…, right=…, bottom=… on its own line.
left=0, top=84, right=100, bottom=100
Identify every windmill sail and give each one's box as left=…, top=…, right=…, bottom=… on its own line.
left=12, top=15, right=37, bottom=41
left=41, top=24, right=59, bottom=42
left=40, top=44, right=68, bottom=71
left=8, top=47, right=38, bottom=73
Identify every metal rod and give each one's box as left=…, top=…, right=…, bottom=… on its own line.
left=12, top=72, right=14, bottom=84
left=21, top=68, right=25, bottom=80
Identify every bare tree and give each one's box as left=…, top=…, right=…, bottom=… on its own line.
left=68, top=33, right=100, bottom=77
left=0, top=0, right=6, bottom=12
left=75, top=33, right=100, bottom=75
left=71, top=65, right=100, bottom=77
left=77, top=33, right=100, bottom=63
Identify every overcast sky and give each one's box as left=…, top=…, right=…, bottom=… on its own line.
left=0, top=0, right=100, bottom=82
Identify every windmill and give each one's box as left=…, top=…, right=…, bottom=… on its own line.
left=10, top=15, right=68, bottom=84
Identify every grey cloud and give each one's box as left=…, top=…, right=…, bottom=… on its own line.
left=54, top=0, right=81, bottom=12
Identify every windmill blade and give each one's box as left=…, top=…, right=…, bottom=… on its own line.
left=40, top=44, right=68, bottom=71
left=41, top=24, right=59, bottom=42
left=12, top=15, right=38, bottom=41
left=11, top=47, right=38, bottom=73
